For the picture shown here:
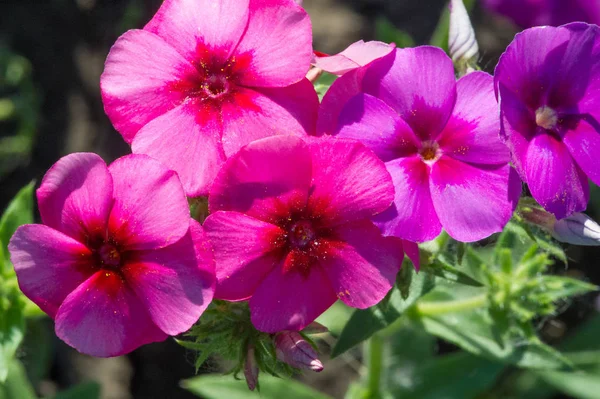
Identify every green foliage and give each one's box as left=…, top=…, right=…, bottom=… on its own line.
left=314, top=72, right=337, bottom=101
left=0, top=288, right=25, bottom=383
left=0, top=359, right=36, bottom=399
left=331, top=263, right=435, bottom=357
left=374, top=18, right=415, bottom=48
left=53, top=382, right=101, bottom=399
left=0, top=181, right=34, bottom=273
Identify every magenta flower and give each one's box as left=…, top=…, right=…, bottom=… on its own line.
left=312, top=41, right=395, bottom=76
left=203, top=135, right=403, bottom=333
left=322, top=47, right=521, bottom=242
left=8, top=153, right=215, bottom=357
left=483, top=0, right=600, bottom=29
left=495, top=23, right=600, bottom=219
left=101, top=0, right=317, bottom=196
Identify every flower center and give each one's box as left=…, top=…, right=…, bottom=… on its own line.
left=288, top=220, right=316, bottom=250
left=535, top=106, right=558, bottom=130
left=419, top=141, right=440, bottom=163
left=97, top=243, right=121, bottom=268
left=203, top=74, right=230, bottom=98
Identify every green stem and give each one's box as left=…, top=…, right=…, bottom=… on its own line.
left=365, top=334, right=384, bottom=399
left=414, top=294, right=488, bottom=316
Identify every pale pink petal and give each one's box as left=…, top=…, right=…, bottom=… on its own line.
left=430, top=156, right=521, bottom=242
left=374, top=157, right=442, bottom=242
left=401, top=240, right=420, bottom=271
left=320, top=220, right=402, bottom=308
left=131, top=102, right=225, bottom=197
left=37, top=153, right=112, bottom=243
left=249, top=262, right=337, bottom=333
left=437, top=72, right=510, bottom=165
left=144, top=0, right=249, bottom=61
left=108, top=154, right=189, bottom=251
left=203, top=211, right=285, bottom=301
left=336, top=93, right=420, bottom=161
left=122, top=221, right=215, bottom=335
left=312, top=41, right=395, bottom=76
left=563, top=117, right=600, bottom=186
left=525, top=133, right=589, bottom=219
left=307, top=138, right=394, bottom=227
left=209, top=136, right=312, bottom=223
left=55, top=271, right=167, bottom=357
left=362, top=47, right=457, bottom=141
left=100, top=29, right=196, bottom=143
left=9, top=225, right=95, bottom=318
left=234, top=0, right=312, bottom=87
left=220, top=81, right=317, bottom=157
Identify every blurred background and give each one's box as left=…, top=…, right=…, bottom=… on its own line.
left=1, top=0, right=599, bottom=398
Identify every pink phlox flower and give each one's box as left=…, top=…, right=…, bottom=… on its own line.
left=203, top=135, right=404, bottom=333
left=8, top=153, right=215, bottom=357
left=483, top=0, right=600, bottom=29
left=312, top=40, right=396, bottom=76
left=101, top=0, right=318, bottom=196
left=495, top=23, right=600, bottom=219
left=321, top=46, right=521, bottom=242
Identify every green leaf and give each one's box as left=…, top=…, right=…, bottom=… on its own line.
left=331, top=267, right=435, bottom=357
left=535, top=369, right=600, bottom=399
left=20, top=319, right=52, bottom=387
left=0, top=359, right=36, bottom=399
left=181, top=374, right=332, bottom=399
left=390, top=352, right=504, bottom=399
left=315, top=301, right=353, bottom=337
left=0, top=181, right=35, bottom=273
left=314, top=72, right=337, bottom=101
left=53, top=382, right=101, bottom=399
left=375, top=18, right=414, bottom=48
left=423, top=257, right=483, bottom=287
left=0, top=288, right=25, bottom=382
left=538, top=276, right=597, bottom=302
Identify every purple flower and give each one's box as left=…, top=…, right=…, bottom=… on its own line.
left=495, top=23, right=600, bottom=219
left=483, top=0, right=600, bottom=29
left=321, top=46, right=521, bottom=242
left=274, top=331, right=323, bottom=372
left=312, top=41, right=396, bottom=76
left=203, top=135, right=404, bottom=333
left=8, top=153, right=215, bottom=357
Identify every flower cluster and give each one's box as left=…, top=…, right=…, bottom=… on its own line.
left=7, top=0, right=600, bottom=376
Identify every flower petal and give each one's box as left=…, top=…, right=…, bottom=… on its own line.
left=203, top=211, right=285, bottom=301
left=100, top=29, right=196, bottom=143
left=55, top=270, right=167, bottom=357
left=144, top=0, right=249, bottom=61
left=9, top=225, right=95, bottom=318
left=307, top=138, right=394, bottom=226
left=312, top=40, right=395, bottom=76
left=234, top=0, right=312, bottom=87
left=525, top=133, right=589, bottom=219
left=122, top=221, right=215, bottom=335
left=220, top=80, right=317, bottom=157
left=209, top=135, right=312, bottom=223
left=437, top=72, right=510, bottom=165
left=320, top=220, right=402, bottom=308
left=374, top=157, right=442, bottom=242
left=362, top=47, right=457, bottom=141
left=249, top=261, right=337, bottom=333
left=401, top=240, right=420, bottom=271
left=131, top=101, right=225, bottom=197
left=563, top=116, right=600, bottom=186
left=430, top=156, right=521, bottom=242
left=336, top=93, right=420, bottom=162
left=107, top=154, right=189, bottom=251
left=37, top=152, right=112, bottom=243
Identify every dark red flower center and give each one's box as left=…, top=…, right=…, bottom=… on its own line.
left=419, top=141, right=441, bottom=163
left=202, top=74, right=230, bottom=98
left=97, top=243, right=122, bottom=269
left=288, top=220, right=317, bottom=249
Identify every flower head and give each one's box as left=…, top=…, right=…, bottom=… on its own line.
left=495, top=23, right=600, bottom=219
left=203, top=135, right=403, bottom=333
left=274, top=331, right=323, bottom=372
left=322, top=46, right=521, bottom=242
left=101, top=0, right=318, bottom=196
left=9, top=153, right=215, bottom=357
left=483, top=0, right=600, bottom=29
left=312, top=40, right=396, bottom=76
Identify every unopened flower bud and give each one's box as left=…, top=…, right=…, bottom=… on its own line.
left=244, top=344, right=259, bottom=391
left=274, top=331, right=323, bottom=372
left=449, top=0, right=479, bottom=69
left=302, top=321, right=329, bottom=334
left=552, top=213, right=600, bottom=246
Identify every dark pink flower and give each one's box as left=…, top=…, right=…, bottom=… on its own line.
left=312, top=41, right=395, bottom=76
left=101, top=0, right=317, bottom=196
left=495, top=23, right=600, bottom=219
left=321, top=46, right=521, bottom=242
left=8, top=153, right=215, bottom=357
left=203, top=135, right=403, bottom=333
left=483, top=0, right=600, bottom=29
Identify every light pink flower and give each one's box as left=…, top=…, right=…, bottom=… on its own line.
left=274, top=331, right=323, bottom=371
left=203, top=135, right=403, bottom=333
left=312, top=41, right=396, bottom=76
left=101, top=0, right=317, bottom=196
left=9, top=153, right=215, bottom=357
